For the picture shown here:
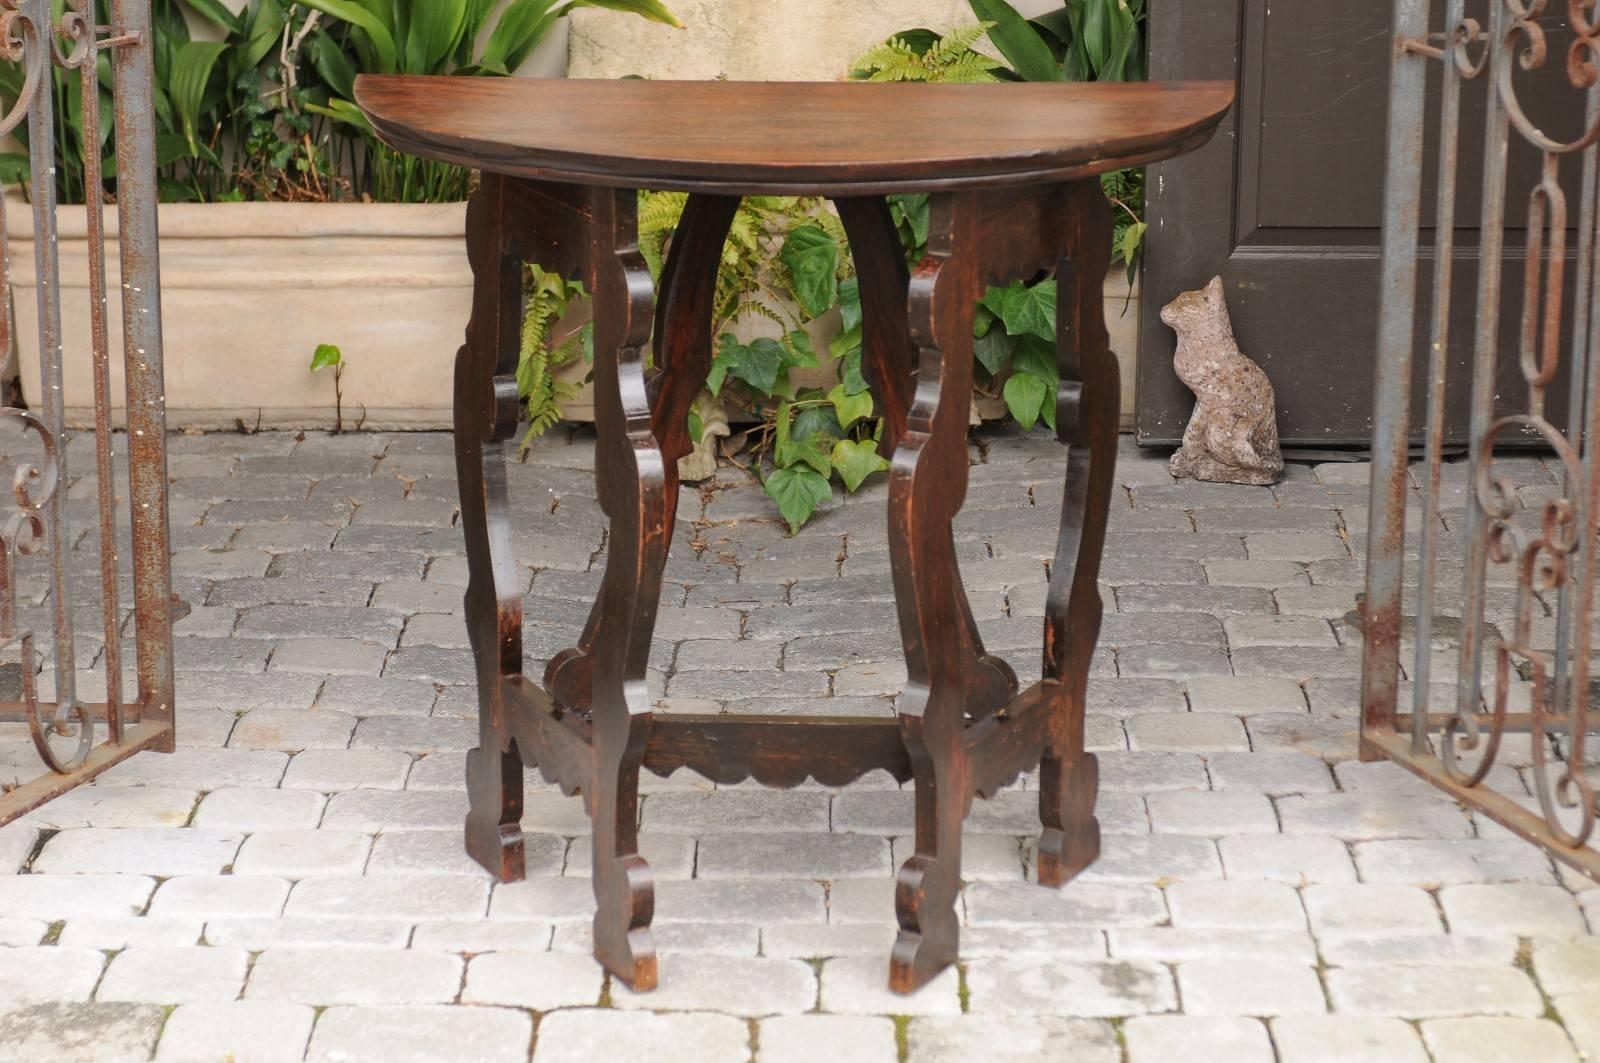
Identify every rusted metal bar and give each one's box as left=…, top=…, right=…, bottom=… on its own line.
left=1361, top=0, right=1431, bottom=753
left=1367, top=0, right=1600, bottom=873
left=111, top=0, right=175, bottom=747
left=0, top=721, right=172, bottom=823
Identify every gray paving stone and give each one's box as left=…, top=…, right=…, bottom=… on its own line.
left=383, top=646, right=478, bottom=685
left=655, top=879, right=826, bottom=925
left=209, top=576, right=375, bottom=609
left=1353, top=839, right=1557, bottom=886
left=23, top=786, right=197, bottom=830
left=246, top=948, right=462, bottom=1005
left=459, top=951, right=604, bottom=1010
left=286, top=874, right=488, bottom=922
left=1218, top=834, right=1357, bottom=885
left=320, top=789, right=466, bottom=831
left=371, top=829, right=560, bottom=878
left=1439, top=883, right=1588, bottom=937
left=55, top=917, right=201, bottom=949
left=103, top=746, right=289, bottom=787
left=351, top=715, right=477, bottom=753
left=819, top=954, right=960, bottom=1016
left=0, top=874, right=153, bottom=920
left=238, top=605, right=401, bottom=644
left=203, top=917, right=410, bottom=950
left=1421, top=1017, right=1580, bottom=1063
left=1167, top=880, right=1306, bottom=930
left=148, top=876, right=291, bottom=919
left=228, top=709, right=357, bottom=752
left=1325, top=964, right=1543, bottom=1018
left=1303, top=883, right=1442, bottom=939
left=156, top=1002, right=314, bottom=1063
left=193, top=788, right=326, bottom=832
left=97, top=946, right=248, bottom=1004
left=696, top=831, right=890, bottom=879
left=1069, top=834, right=1221, bottom=885
left=1118, top=644, right=1232, bottom=679
left=231, top=831, right=374, bottom=880
left=0, top=948, right=104, bottom=1004
left=0, top=1002, right=164, bottom=1062
left=282, top=748, right=411, bottom=791
left=179, top=671, right=321, bottom=712
left=1124, top=1016, right=1275, bottom=1063
left=1087, top=678, right=1188, bottom=715
left=307, top=1004, right=531, bottom=1063
left=1176, top=959, right=1326, bottom=1016
left=965, top=881, right=1167, bottom=928
left=760, top=1015, right=896, bottom=1063
left=1117, top=584, right=1271, bottom=614
left=1148, top=792, right=1278, bottom=836
left=530, top=1010, right=749, bottom=1063
left=1204, top=560, right=1311, bottom=588
left=1277, top=793, right=1472, bottom=840
left=612, top=955, right=816, bottom=1016
left=1318, top=933, right=1519, bottom=969
left=1207, top=751, right=1334, bottom=794
left=552, top=920, right=759, bottom=957
left=1246, top=715, right=1362, bottom=760
left=1109, top=928, right=1317, bottom=964
left=34, top=827, right=242, bottom=876
left=642, top=790, right=829, bottom=834
left=967, top=955, right=1177, bottom=1017
left=270, top=638, right=389, bottom=677
left=1127, top=714, right=1251, bottom=753
left=1187, top=676, right=1306, bottom=715
left=1270, top=1015, right=1430, bottom=1063
left=410, top=920, right=552, bottom=953
left=906, top=1015, right=1120, bottom=1063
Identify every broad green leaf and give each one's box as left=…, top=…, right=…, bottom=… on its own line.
left=715, top=336, right=784, bottom=393
left=687, top=409, right=704, bottom=443
left=482, top=0, right=559, bottom=72
left=782, top=328, right=821, bottom=370
left=887, top=193, right=929, bottom=253
left=1120, top=219, right=1148, bottom=268
left=310, top=344, right=343, bottom=372
left=968, top=0, right=1062, bottom=80
left=763, top=465, right=832, bottom=534
left=838, top=277, right=862, bottom=335
left=983, top=279, right=1056, bottom=341
left=170, top=41, right=229, bottom=154
left=294, top=0, right=400, bottom=72
left=828, top=323, right=862, bottom=362
left=241, top=0, right=289, bottom=69
left=0, top=152, right=29, bottom=187
left=779, top=225, right=840, bottom=318
left=973, top=327, right=1016, bottom=377
left=1010, top=333, right=1058, bottom=382
left=304, top=98, right=374, bottom=133
left=831, top=438, right=890, bottom=493
left=182, top=0, right=242, bottom=32
left=708, top=334, right=741, bottom=395
left=792, top=404, right=843, bottom=443
left=571, top=0, right=684, bottom=30
left=840, top=350, right=869, bottom=395
left=829, top=383, right=874, bottom=431
left=405, top=0, right=471, bottom=74
left=1003, top=371, right=1049, bottom=429
left=310, top=28, right=359, bottom=101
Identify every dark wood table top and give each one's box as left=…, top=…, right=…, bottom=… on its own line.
left=356, top=76, right=1233, bottom=195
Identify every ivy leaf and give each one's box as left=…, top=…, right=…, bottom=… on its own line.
left=829, top=383, right=874, bottom=431
left=973, top=328, right=1016, bottom=377
left=888, top=193, right=930, bottom=253
left=727, top=336, right=785, bottom=392
left=841, top=350, right=870, bottom=395
left=764, top=466, right=832, bottom=534
left=1010, top=333, right=1058, bottom=382
left=780, top=225, right=840, bottom=317
left=782, top=329, right=821, bottom=370
left=310, top=344, right=343, bottom=372
left=1003, top=372, right=1049, bottom=430
left=708, top=334, right=741, bottom=395
left=1120, top=220, right=1148, bottom=268
left=984, top=280, right=1056, bottom=341
left=794, top=404, right=843, bottom=442
left=831, top=438, right=890, bottom=493
left=829, top=323, right=862, bottom=361
left=838, top=277, right=863, bottom=335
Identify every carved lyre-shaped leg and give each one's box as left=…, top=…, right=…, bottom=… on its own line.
left=887, top=192, right=1019, bottom=994
left=1038, top=180, right=1118, bottom=887
left=835, top=197, right=915, bottom=456
left=458, top=175, right=528, bottom=881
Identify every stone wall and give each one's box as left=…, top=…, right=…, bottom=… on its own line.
left=568, top=0, right=981, bottom=81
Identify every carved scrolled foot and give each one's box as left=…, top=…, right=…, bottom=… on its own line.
left=464, top=738, right=525, bottom=882
left=592, top=845, right=657, bottom=991
left=1037, top=748, right=1100, bottom=887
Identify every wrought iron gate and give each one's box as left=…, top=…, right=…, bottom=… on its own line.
left=1364, top=0, right=1599, bottom=879
left=0, top=0, right=173, bottom=823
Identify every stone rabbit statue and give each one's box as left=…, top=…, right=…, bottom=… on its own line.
left=1161, top=276, right=1283, bottom=486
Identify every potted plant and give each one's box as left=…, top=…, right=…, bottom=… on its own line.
left=7, top=0, right=678, bottom=430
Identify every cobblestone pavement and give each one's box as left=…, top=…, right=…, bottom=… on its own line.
left=0, top=425, right=1596, bottom=1062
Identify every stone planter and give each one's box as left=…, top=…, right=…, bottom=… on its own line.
left=11, top=200, right=472, bottom=430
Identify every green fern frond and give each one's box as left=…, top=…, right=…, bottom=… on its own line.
left=852, top=22, right=1003, bottom=84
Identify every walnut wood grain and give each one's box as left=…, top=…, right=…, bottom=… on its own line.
left=356, top=77, right=1234, bottom=196
left=395, top=76, right=1233, bottom=999
left=1036, top=181, right=1119, bottom=889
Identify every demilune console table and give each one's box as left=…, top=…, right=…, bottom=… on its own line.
left=356, top=74, right=1232, bottom=994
